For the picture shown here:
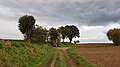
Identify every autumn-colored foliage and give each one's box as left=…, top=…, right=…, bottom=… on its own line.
left=107, top=28, right=120, bottom=45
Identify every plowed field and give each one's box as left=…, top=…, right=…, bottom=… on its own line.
left=75, top=46, right=120, bottom=67
left=76, top=43, right=113, bottom=46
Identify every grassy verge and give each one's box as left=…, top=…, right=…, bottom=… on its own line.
left=54, top=51, right=66, bottom=67
left=60, top=42, right=73, bottom=47
left=0, top=41, right=55, bottom=67
left=67, top=48, right=94, bottom=67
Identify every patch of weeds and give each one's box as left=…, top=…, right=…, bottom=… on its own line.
left=0, top=42, right=3, bottom=48
left=0, top=41, right=55, bottom=67
left=54, top=51, right=66, bottom=67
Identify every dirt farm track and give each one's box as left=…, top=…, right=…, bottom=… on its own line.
left=75, top=46, right=120, bottom=67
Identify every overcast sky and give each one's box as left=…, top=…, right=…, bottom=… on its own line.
left=0, top=0, right=120, bottom=43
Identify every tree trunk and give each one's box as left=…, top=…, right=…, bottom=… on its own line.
left=62, top=37, right=65, bottom=43
left=55, top=39, right=57, bottom=47
left=25, top=31, right=31, bottom=43
left=70, top=40, right=71, bottom=43
left=69, top=38, right=72, bottom=43
left=63, top=39, right=64, bottom=42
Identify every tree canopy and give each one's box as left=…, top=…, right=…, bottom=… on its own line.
left=107, top=28, right=120, bottom=45
left=65, top=25, right=80, bottom=43
left=58, top=26, right=68, bottom=42
left=49, top=27, right=60, bottom=47
left=30, top=25, right=48, bottom=44
left=18, top=15, right=35, bottom=41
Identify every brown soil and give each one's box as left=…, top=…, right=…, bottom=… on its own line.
left=75, top=46, right=120, bottom=67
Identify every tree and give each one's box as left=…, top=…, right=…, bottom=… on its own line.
left=49, top=27, right=60, bottom=47
left=65, top=25, right=80, bottom=43
left=18, top=15, right=35, bottom=42
left=107, top=28, right=120, bottom=45
left=58, top=26, right=67, bottom=42
left=30, top=25, right=48, bottom=44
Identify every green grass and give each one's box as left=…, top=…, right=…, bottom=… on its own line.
left=60, top=42, right=73, bottom=47
left=67, top=48, right=94, bottom=67
left=54, top=51, right=66, bottom=67
left=0, top=41, right=55, bottom=67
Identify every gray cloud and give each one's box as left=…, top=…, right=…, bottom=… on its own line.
left=0, top=0, right=120, bottom=42
left=1, top=0, right=120, bottom=26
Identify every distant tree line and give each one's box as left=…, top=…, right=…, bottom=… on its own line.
left=18, top=15, right=80, bottom=46
left=18, top=15, right=120, bottom=46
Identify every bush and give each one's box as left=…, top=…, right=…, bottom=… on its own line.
left=30, top=25, right=48, bottom=44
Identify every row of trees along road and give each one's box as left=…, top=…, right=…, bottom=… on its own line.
left=18, top=15, right=80, bottom=46
left=107, top=28, right=120, bottom=45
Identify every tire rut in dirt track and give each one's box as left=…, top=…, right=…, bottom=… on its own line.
left=56, top=47, right=77, bottom=67
left=40, top=50, right=58, bottom=67
left=41, top=47, right=77, bottom=67
left=63, top=50, right=77, bottom=67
